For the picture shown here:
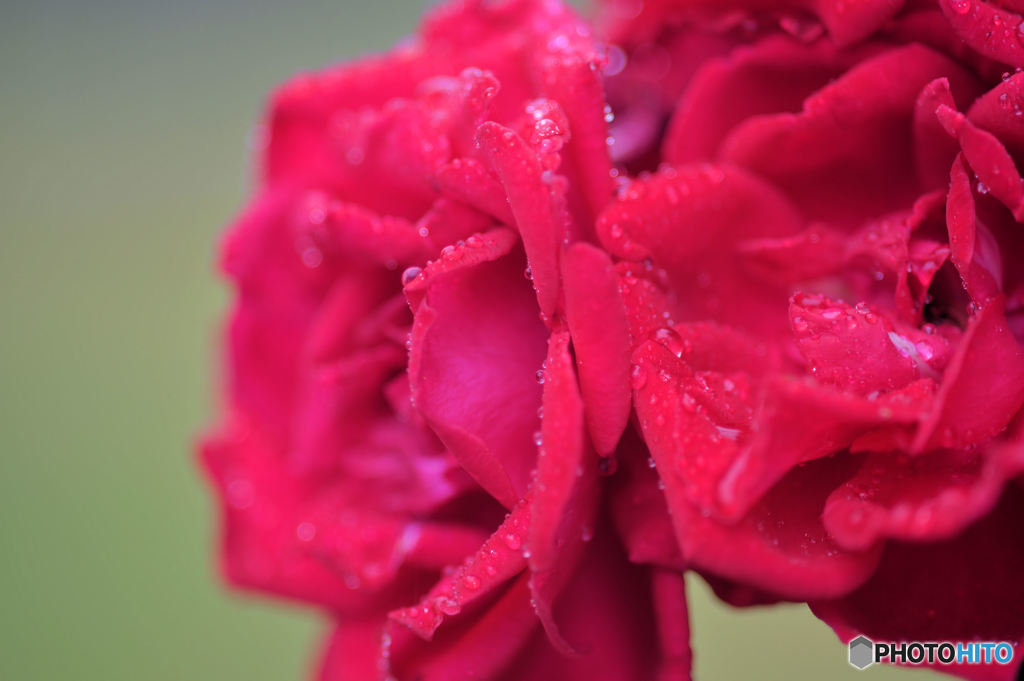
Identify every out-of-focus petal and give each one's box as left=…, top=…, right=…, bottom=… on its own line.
left=824, top=439, right=1024, bottom=551
left=813, top=486, right=1024, bottom=671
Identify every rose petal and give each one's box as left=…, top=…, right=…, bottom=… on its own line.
left=536, top=34, right=615, bottom=228
left=630, top=384, right=883, bottom=600
left=388, top=499, right=530, bottom=640
left=597, top=164, right=801, bottom=336
left=610, top=429, right=684, bottom=568
left=665, top=35, right=864, bottom=164
left=598, top=0, right=904, bottom=47
left=939, top=102, right=1024, bottom=222
left=813, top=485, right=1024, bottom=655
left=914, top=78, right=970, bottom=190
left=477, top=122, right=568, bottom=321
left=824, top=440, right=1024, bottom=551
left=406, top=229, right=546, bottom=508
left=789, top=294, right=926, bottom=396
left=721, top=44, right=975, bottom=225
left=528, top=329, right=588, bottom=572
left=913, top=296, right=1024, bottom=451
left=563, top=243, right=632, bottom=455
left=317, top=618, right=385, bottom=681
left=938, top=0, right=1024, bottom=69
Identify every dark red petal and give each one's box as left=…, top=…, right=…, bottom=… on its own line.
left=290, top=345, right=406, bottom=475
left=939, top=102, right=1024, bottom=221
left=946, top=153, right=1006, bottom=306
left=502, top=535, right=666, bottom=681
left=789, top=294, right=926, bottom=396
left=675, top=455, right=881, bottom=597
left=598, top=164, right=800, bottom=264
left=610, top=428, right=684, bottom=568
left=968, top=71, right=1024, bottom=160
left=406, top=229, right=546, bottom=508
left=824, top=442, right=1024, bottom=551
left=665, top=36, right=863, bottom=164
left=719, top=373, right=934, bottom=519
left=632, top=340, right=746, bottom=516
left=414, top=198, right=497, bottom=254
left=598, top=0, right=904, bottom=47
left=651, top=569, right=693, bottom=681
left=527, top=333, right=601, bottom=654
left=938, top=0, right=1024, bottom=68
left=813, top=486, right=1024, bottom=659
left=914, top=296, right=1024, bottom=451
left=736, top=223, right=849, bottom=285
left=616, top=264, right=677, bottom=343
left=721, top=44, right=975, bottom=224
left=477, top=121, right=568, bottom=321
left=563, top=243, right=632, bottom=455
left=914, top=78, right=967, bottom=190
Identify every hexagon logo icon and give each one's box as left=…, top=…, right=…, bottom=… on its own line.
left=849, top=635, right=875, bottom=670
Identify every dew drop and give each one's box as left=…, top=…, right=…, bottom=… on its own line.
left=401, top=266, right=422, bottom=285
left=949, top=0, right=970, bottom=15
left=503, top=533, right=522, bottom=550
left=435, top=597, right=461, bottom=616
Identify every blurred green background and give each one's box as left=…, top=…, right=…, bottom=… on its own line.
left=0, top=1, right=937, bottom=679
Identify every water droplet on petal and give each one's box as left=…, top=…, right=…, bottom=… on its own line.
left=401, top=266, right=422, bottom=285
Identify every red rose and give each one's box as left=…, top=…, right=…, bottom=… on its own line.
left=201, top=0, right=1024, bottom=679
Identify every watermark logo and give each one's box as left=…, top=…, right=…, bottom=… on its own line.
left=849, top=636, right=874, bottom=670
left=847, top=636, right=1016, bottom=671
